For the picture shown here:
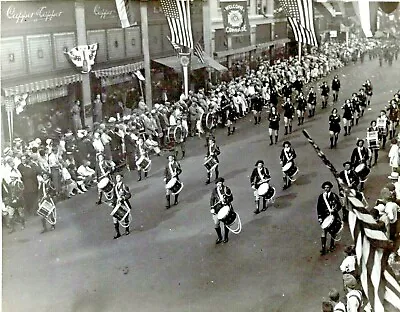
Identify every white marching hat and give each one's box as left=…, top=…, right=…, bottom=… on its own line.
left=388, top=172, right=399, bottom=180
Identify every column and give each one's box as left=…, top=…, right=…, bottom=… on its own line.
left=140, top=0, right=152, bottom=109
left=75, top=0, right=92, bottom=128
left=251, top=25, right=256, bottom=46
left=227, top=36, right=233, bottom=68
left=266, top=0, right=274, bottom=16
left=203, top=0, right=212, bottom=56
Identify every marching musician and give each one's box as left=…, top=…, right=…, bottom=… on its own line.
left=209, top=177, right=233, bottom=244
left=280, top=141, right=297, bottom=190
left=357, top=88, right=367, bottom=117
left=296, top=92, right=307, bottom=126
left=338, top=161, right=360, bottom=222
left=250, top=160, right=271, bottom=214
left=317, top=181, right=342, bottom=255
left=135, top=137, right=150, bottom=182
left=95, top=153, right=116, bottom=205
left=350, top=139, right=370, bottom=191
left=164, top=155, right=182, bottom=209
left=174, top=118, right=188, bottom=159
left=205, top=137, right=220, bottom=185
left=362, top=79, right=373, bottom=106
left=111, top=173, right=131, bottom=239
left=350, top=93, right=360, bottom=126
left=268, top=106, right=280, bottom=145
left=367, top=120, right=380, bottom=166
left=320, top=81, right=330, bottom=109
left=386, top=100, right=398, bottom=140
left=252, top=94, right=263, bottom=125
left=307, top=86, right=317, bottom=117
left=328, top=108, right=341, bottom=149
left=282, top=98, right=295, bottom=135
left=331, top=75, right=341, bottom=102
left=341, top=99, right=354, bottom=136
left=38, top=172, right=56, bottom=233
left=377, top=110, right=389, bottom=147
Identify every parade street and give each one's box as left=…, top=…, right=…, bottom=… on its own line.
left=3, top=59, right=400, bottom=312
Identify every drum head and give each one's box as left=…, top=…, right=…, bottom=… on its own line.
left=257, top=183, right=270, bottom=196
left=217, top=206, right=230, bottom=220
left=98, top=178, right=109, bottom=189
left=355, top=164, right=364, bottom=172
left=174, top=127, right=182, bottom=141
left=321, top=215, right=334, bottom=229
left=166, top=177, right=177, bottom=189
left=282, top=162, right=292, bottom=172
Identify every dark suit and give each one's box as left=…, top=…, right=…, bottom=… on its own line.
left=250, top=167, right=271, bottom=189
left=338, top=169, right=360, bottom=190
left=350, top=147, right=369, bottom=167
left=111, top=181, right=132, bottom=237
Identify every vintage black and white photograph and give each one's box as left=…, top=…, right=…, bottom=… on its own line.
left=1, top=0, right=400, bottom=311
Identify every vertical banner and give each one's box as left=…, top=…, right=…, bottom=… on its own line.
left=179, top=53, right=191, bottom=98
left=220, top=0, right=250, bottom=36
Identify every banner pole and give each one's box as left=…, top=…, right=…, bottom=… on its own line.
left=298, top=41, right=302, bottom=60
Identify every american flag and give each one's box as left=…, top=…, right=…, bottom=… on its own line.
left=193, top=40, right=205, bottom=64
left=167, top=36, right=182, bottom=58
left=160, top=0, right=193, bottom=50
left=278, top=0, right=318, bottom=46
left=302, top=130, right=400, bottom=312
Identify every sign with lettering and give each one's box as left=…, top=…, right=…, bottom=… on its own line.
left=1, top=1, right=74, bottom=30
left=220, top=0, right=250, bottom=36
left=85, top=1, right=139, bottom=29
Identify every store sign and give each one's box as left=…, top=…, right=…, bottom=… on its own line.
left=1, top=2, right=74, bottom=30
left=101, top=75, right=133, bottom=87
left=85, top=1, right=139, bottom=28
left=220, top=0, right=250, bottom=35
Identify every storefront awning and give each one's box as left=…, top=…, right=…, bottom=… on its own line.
left=153, top=55, right=227, bottom=72
left=93, top=61, right=144, bottom=78
left=2, top=73, right=82, bottom=97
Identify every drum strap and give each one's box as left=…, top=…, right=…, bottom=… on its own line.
left=357, top=148, right=363, bottom=162
left=323, top=192, right=333, bottom=213
left=344, top=170, right=351, bottom=187
left=168, top=162, right=175, bottom=177
left=217, top=187, right=225, bottom=203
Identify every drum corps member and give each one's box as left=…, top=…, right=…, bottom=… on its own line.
left=350, top=139, right=370, bottom=191
left=164, top=155, right=182, bottom=209
left=252, top=94, right=263, bottom=125
left=342, top=99, right=354, bottom=136
left=331, top=75, right=341, bottom=102
left=112, top=173, right=131, bottom=239
left=328, top=108, right=341, bottom=149
left=250, top=160, right=272, bottom=214
left=205, top=138, right=220, bottom=185
left=338, top=161, right=360, bottom=222
left=96, top=153, right=116, bottom=205
left=268, top=106, right=280, bottom=145
left=320, top=81, right=330, bottom=109
left=307, top=87, right=317, bottom=117
left=282, top=98, right=295, bottom=135
left=209, top=177, right=233, bottom=244
left=386, top=100, right=398, bottom=140
left=38, top=172, right=56, bottom=233
left=362, top=79, right=373, bottom=106
left=280, top=141, right=297, bottom=190
left=135, top=137, right=150, bottom=181
left=367, top=120, right=380, bottom=166
left=317, top=181, right=342, bottom=255
left=296, top=92, right=307, bottom=126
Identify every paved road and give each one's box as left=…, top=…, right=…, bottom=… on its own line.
left=3, top=59, right=400, bottom=312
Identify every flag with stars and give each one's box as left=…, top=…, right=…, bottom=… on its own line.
left=278, top=0, right=318, bottom=46
left=160, top=0, right=193, bottom=50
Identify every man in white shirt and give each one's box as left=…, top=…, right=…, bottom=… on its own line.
left=343, top=274, right=362, bottom=312
left=77, top=160, right=96, bottom=189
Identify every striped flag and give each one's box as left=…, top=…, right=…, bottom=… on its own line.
left=167, top=36, right=182, bottom=58
left=160, top=0, right=194, bottom=49
left=302, top=130, right=400, bottom=312
left=115, top=0, right=136, bottom=28
left=278, top=0, right=318, bottom=46
left=193, top=40, right=205, bottom=64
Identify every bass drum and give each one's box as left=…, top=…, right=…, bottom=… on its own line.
left=201, top=113, right=215, bottom=131
left=257, top=182, right=276, bottom=200
left=282, top=162, right=299, bottom=180
left=217, top=205, right=242, bottom=234
left=165, top=177, right=184, bottom=195
left=355, top=163, right=370, bottom=182
left=321, top=215, right=343, bottom=241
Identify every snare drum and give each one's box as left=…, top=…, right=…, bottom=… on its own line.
left=201, top=113, right=215, bottom=130
left=217, top=205, right=242, bottom=234
left=110, top=203, right=130, bottom=223
left=257, top=182, right=276, bottom=200
left=204, top=156, right=218, bottom=172
left=166, top=177, right=184, bottom=195
left=167, top=126, right=183, bottom=143
left=97, top=177, right=114, bottom=193
left=355, top=163, right=370, bottom=182
left=37, top=199, right=56, bottom=225
left=282, top=162, right=299, bottom=180
left=321, top=215, right=343, bottom=241
left=366, top=131, right=379, bottom=150
left=136, top=155, right=152, bottom=172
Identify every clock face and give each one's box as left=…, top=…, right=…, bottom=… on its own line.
left=180, top=55, right=190, bottom=66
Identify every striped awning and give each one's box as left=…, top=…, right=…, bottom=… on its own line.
left=2, top=74, right=82, bottom=97
left=93, top=61, right=144, bottom=78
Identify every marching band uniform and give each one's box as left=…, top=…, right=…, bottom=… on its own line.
left=205, top=138, right=220, bottom=185
left=268, top=106, right=280, bottom=145
left=317, top=181, right=342, bottom=255
left=357, top=89, right=367, bottom=117
left=338, top=161, right=360, bottom=222
left=95, top=154, right=116, bottom=205
left=350, top=93, right=360, bottom=126
left=209, top=177, right=233, bottom=244
left=386, top=101, right=398, bottom=140
left=38, top=173, right=56, bottom=233
left=341, top=100, right=354, bottom=136
left=307, top=87, right=317, bottom=117
left=174, top=119, right=188, bottom=159
left=320, top=81, right=330, bottom=109
left=250, top=160, right=271, bottom=214
left=350, top=139, right=369, bottom=191
left=135, top=138, right=149, bottom=181
left=362, top=79, right=373, bottom=106
left=164, top=155, right=182, bottom=209
left=331, top=75, right=341, bottom=102
left=111, top=174, right=132, bottom=239
left=282, top=98, right=295, bottom=135
left=296, top=92, right=307, bottom=126
left=280, top=141, right=297, bottom=190
left=329, top=109, right=341, bottom=148
left=252, top=94, right=264, bottom=125
left=367, top=121, right=380, bottom=166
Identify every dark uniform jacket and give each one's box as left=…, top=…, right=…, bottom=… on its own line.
left=3, top=180, right=24, bottom=208
left=282, top=101, right=295, bottom=118
left=210, top=185, right=233, bottom=210
left=268, top=112, right=280, bottom=130
left=296, top=96, right=307, bottom=111
left=307, top=90, right=317, bottom=105
left=338, top=169, right=360, bottom=189
left=280, top=148, right=297, bottom=166
left=250, top=167, right=271, bottom=188
left=329, top=114, right=341, bottom=132
left=331, top=79, right=341, bottom=91
left=317, top=191, right=342, bottom=224
left=164, top=161, right=182, bottom=183
left=96, top=159, right=115, bottom=179
left=206, top=144, right=220, bottom=162
left=112, top=182, right=132, bottom=209
left=350, top=147, right=369, bottom=166
left=342, top=103, right=354, bottom=120
left=320, top=84, right=330, bottom=96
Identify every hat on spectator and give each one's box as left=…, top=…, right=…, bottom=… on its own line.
left=13, top=137, right=22, bottom=143
left=388, top=172, right=399, bottom=180
left=108, top=117, right=116, bottom=123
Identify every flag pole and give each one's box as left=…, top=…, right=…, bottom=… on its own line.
left=298, top=41, right=302, bottom=61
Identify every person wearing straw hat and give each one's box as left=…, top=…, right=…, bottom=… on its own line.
left=317, top=181, right=342, bottom=255
left=209, top=177, right=232, bottom=244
